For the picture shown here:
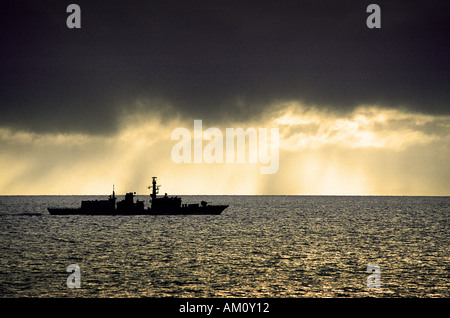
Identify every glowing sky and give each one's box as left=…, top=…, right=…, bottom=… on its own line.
left=0, top=1, right=449, bottom=195
left=1, top=101, right=448, bottom=195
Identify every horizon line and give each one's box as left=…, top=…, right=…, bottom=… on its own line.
left=1, top=193, right=448, bottom=197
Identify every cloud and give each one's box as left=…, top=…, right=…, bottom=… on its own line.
left=1, top=1, right=448, bottom=195
left=0, top=1, right=449, bottom=135
left=272, top=103, right=450, bottom=151
left=0, top=102, right=448, bottom=195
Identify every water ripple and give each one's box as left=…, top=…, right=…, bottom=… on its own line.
left=0, top=195, right=448, bottom=297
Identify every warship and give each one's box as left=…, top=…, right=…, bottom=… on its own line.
left=47, top=177, right=228, bottom=215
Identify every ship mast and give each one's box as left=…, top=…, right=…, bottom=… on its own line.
left=109, top=184, right=117, bottom=204
left=148, top=177, right=161, bottom=200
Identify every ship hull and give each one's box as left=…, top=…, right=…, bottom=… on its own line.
left=148, top=205, right=228, bottom=215
left=48, top=205, right=228, bottom=215
left=48, top=208, right=121, bottom=215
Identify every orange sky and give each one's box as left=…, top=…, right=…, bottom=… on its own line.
left=1, top=101, right=449, bottom=195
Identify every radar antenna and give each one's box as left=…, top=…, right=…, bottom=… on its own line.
left=148, top=177, right=161, bottom=200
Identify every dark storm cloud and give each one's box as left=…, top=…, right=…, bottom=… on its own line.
left=1, top=0, right=449, bottom=134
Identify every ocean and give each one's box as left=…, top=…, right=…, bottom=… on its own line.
left=0, top=195, right=448, bottom=298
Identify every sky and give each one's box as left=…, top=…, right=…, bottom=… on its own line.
left=1, top=0, right=449, bottom=195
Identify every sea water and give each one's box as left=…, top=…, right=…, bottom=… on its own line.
left=0, top=195, right=448, bottom=297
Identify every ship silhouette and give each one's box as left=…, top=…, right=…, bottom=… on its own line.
left=48, top=177, right=228, bottom=215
